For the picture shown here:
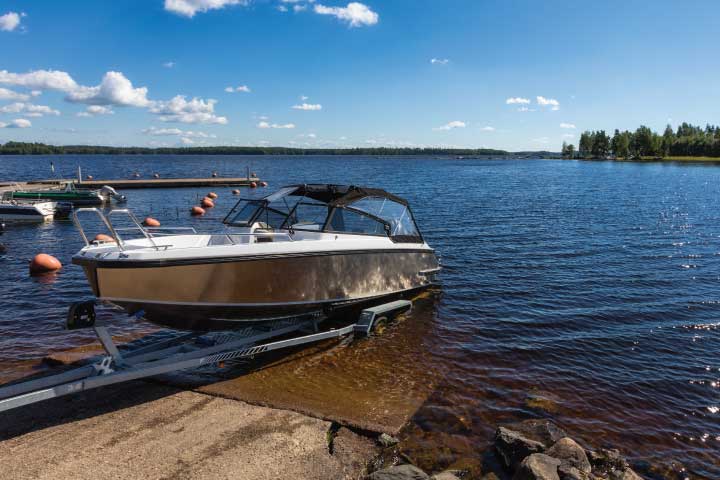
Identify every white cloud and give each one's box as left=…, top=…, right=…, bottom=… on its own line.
left=257, top=121, right=295, bottom=129
left=77, top=105, right=115, bottom=117
left=163, top=61, right=176, bottom=68
left=430, top=58, right=449, bottom=65
left=562, top=133, right=575, bottom=138
left=164, top=0, right=248, bottom=18
left=0, top=12, right=22, bottom=32
left=180, top=137, right=195, bottom=145
left=506, top=97, right=530, bottom=105
left=517, top=106, right=534, bottom=112
left=292, top=103, right=322, bottom=111
left=314, top=2, right=378, bottom=27
left=225, top=85, right=251, bottom=93
left=149, top=95, right=228, bottom=124
left=65, top=71, right=150, bottom=107
left=0, top=118, right=31, bottom=128
left=537, top=96, right=560, bottom=110
left=277, top=5, right=289, bottom=11
left=0, top=102, right=60, bottom=117
left=0, top=69, right=79, bottom=92
left=300, top=95, right=309, bottom=101
left=0, top=87, right=29, bottom=101
left=433, top=120, right=466, bottom=131
left=293, top=4, right=307, bottom=11
left=532, top=136, right=550, bottom=144
left=143, top=126, right=216, bottom=138
left=560, top=122, right=576, bottom=129
left=480, top=126, right=495, bottom=131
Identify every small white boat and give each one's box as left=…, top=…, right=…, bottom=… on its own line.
left=0, top=199, right=56, bottom=222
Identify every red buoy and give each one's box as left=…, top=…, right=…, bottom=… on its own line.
left=260, top=181, right=268, bottom=187
left=232, top=189, right=240, bottom=195
left=93, top=233, right=115, bottom=243
left=191, top=206, right=205, bottom=216
left=249, top=182, right=257, bottom=189
left=207, top=192, right=218, bottom=199
left=201, top=197, right=215, bottom=208
left=29, top=254, right=62, bottom=276
left=143, top=217, right=161, bottom=227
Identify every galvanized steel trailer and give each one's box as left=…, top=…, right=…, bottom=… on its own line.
left=0, top=299, right=411, bottom=413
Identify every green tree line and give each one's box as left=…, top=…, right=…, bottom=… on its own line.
left=562, top=123, right=720, bottom=159
left=0, top=141, right=507, bottom=157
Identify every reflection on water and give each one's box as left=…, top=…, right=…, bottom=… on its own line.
left=0, top=155, right=719, bottom=478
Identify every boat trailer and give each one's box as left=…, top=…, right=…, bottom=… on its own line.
left=0, top=299, right=412, bottom=413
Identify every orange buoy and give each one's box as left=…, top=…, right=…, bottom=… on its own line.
left=260, top=181, right=268, bottom=187
left=251, top=172, right=257, bottom=177
left=143, top=217, right=161, bottom=227
left=249, top=182, right=257, bottom=189
left=191, top=206, right=206, bottom=216
left=232, top=189, right=240, bottom=195
left=93, top=233, right=115, bottom=243
left=153, top=173, right=160, bottom=179
left=207, top=192, right=218, bottom=199
left=201, top=197, right=215, bottom=208
left=29, top=253, right=62, bottom=276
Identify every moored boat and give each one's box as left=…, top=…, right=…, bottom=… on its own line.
left=72, top=184, right=440, bottom=330
left=5, top=182, right=125, bottom=206
left=0, top=199, right=56, bottom=222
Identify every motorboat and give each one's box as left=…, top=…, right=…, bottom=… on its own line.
left=72, top=184, right=440, bottom=330
left=5, top=182, right=125, bottom=206
left=0, top=199, right=56, bottom=222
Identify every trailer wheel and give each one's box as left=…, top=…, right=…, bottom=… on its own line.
left=372, top=315, right=389, bottom=335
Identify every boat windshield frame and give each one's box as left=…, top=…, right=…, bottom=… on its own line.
left=222, top=184, right=425, bottom=243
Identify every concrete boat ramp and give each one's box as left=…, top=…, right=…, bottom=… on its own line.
left=0, top=295, right=441, bottom=480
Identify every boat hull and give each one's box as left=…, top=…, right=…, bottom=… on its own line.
left=0, top=202, right=56, bottom=222
left=75, top=249, right=439, bottom=330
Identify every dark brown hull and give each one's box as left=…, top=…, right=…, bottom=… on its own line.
left=75, top=249, right=439, bottom=331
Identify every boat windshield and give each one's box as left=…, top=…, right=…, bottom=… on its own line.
left=223, top=186, right=424, bottom=242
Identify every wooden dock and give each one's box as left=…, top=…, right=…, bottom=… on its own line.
left=0, top=177, right=261, bottom=191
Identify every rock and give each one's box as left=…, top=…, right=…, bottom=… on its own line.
left=431, top=471, right=461, bottom=480
left=379, top=433, right=400, bottom=448
left=495, top=426, right=545, bottom=471
left=558, top=466, right=590, bottom=480
left=368, top=464, right=430, bottom=480
left=618, top=468, right=643, bottom=480
left=524, top=389, right=561, bottom=416
left=513, top=453, right=561, bottom=480
left=587, top=448, right=628, bottom=475
left=503, top=419, right=567, bottom=447
left=546, top=438, right=591, bottom=474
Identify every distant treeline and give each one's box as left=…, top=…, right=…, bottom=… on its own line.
left=0, top=142, right=508, bottom=157
left=562, top=123, right=720, bottom=159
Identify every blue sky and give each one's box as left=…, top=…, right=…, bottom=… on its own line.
left=0, top=0, right=718, bottom=150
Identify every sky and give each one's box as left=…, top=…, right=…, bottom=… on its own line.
left=0, top=0, right=719, bottom=151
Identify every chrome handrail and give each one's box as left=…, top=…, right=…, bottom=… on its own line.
left=73, top=208, right=126, bottom=250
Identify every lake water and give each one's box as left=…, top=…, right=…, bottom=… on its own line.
left=0, top=155, right=718, bottom=478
